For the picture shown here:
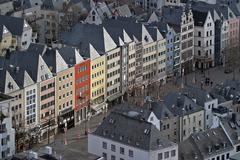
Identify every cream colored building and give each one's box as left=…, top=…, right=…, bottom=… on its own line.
left=90, top=45, right=106, bottom=113
left=0, top=25, right=14, bottom=56
left=43, top=49, right=75, bottom=130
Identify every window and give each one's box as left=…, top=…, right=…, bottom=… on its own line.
left=102, top=153, right=107, bottom=160
left=129, top=150, right=133, bottom=157
left=102, top=142, right=107, bottom=149
left=158, top=153, right=163, bottom=160
left=111, top=155, right=115, bottom=160
left=120, top=147, right=124, bottom=155
left=164, top=151, right=169, bottom=158
left=198, top=41, right=201, bottom=47
left=221, top=154, right=225, bottom=160
left=150, top=117, right=154, bottom=121
left=111, top=144, right=115, bottom=152
left=226, top=153, right=229, bottom=159
left=237, top=145, right=240, bottom=152
left=171, top=150, right=176, bottom=157
left=198, top=31, right=201, bottom=37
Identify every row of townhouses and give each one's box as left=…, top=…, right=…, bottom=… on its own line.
left=88, top=81, right=240, bottom=160
left=0, top=0, right=240, bottom=156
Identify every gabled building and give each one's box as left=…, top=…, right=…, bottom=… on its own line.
left=88, top=111, right=178, bottom=160
left=0, top=15, right=33, bottom=51
left=85, top=1, right=112, bottom=25
left=43, top=47, right=75, bottom=131
left=0, top=24, right=14, bottom=56
left=0, top=43, right=58, bottom=141
left=162, top=5, right=195, bottom=74
left=57, top=46, right=90, bottom=123
left=193, top=10, right=215, bottom=69
left=183, top=86, right=218, bottom=129
left=164, top=91, right=205, bottom=141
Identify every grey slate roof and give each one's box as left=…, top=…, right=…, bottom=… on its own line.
left=42, top=48, right=58, bottom=73
left=220, top=114, right=240, bottom=145
left=61, top=23, right=109, bottom=56
left=182, top=86, right=214, bottom=107
left=0, top=15, right=25, bottom=36
left=179, top=127, right=233, bottom=160
left=210, top=80, right=240, bottom=104
left=149, top=101, right=175, bottom=120
left=93, top=111, right=176, bottom=151
left=192, top=10, right=208, bottom=26
left=0, top=43, right=46, bottom=91
left=58, top=46, right=78, bottom=66
left=114, top=103, right=152, bottom=121
left=102, top=17, right=143, bottom=41
left=162, top=6, right=184, bottom=26
left=164, top=91, right=203, bottom=116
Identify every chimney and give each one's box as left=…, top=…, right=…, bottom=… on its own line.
left=232, top=113, right=236, bottom=123
left=15, top=66, right=20, bottom=73
left=177, top=97, right=181, bottom=107
left=208, top=146, right=212, bottom=153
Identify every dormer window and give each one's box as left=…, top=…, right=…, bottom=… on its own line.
left=92, top=10, right=96, bottom=21
left=144, top=35, right=149, bottom=42
left=24, top=22, right=28, bottom=28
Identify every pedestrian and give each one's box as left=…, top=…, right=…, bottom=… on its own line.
left=210, top=81, right=213, bottom=87
left=201, top=81, right=204, bottom=89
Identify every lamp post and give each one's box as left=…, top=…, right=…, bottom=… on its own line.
left=84, top=110, right=91, bottom=135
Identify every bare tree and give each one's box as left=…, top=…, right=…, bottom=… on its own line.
left=224, top=42, right=240, bottom=80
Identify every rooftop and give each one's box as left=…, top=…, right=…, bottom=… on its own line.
left=179, top=127, right=233, bottom=160
left=92, top=111, right=176, bottom=151
left=164, top=91, right=203, bottom=116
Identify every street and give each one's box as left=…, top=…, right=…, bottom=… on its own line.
left=33, top=112, right=107, bottom=160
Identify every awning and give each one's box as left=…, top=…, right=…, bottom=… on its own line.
left=106, top=92, right=123, bottom=102
left=91, top=102, right=106, bottom=112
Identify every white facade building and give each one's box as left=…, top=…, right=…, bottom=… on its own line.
left=193, top=10, right=215, bottom=69
left=0, top=94, right=15, bottom=159
left=88, top=111, right=178, bottom=160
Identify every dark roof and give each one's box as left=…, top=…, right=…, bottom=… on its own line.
left=58, top=46, right=78, bottom=65
left=114, top=103, right=152, bottom=120
left=150, top=101, right=175, bottom=119
left=179, top=127, right=234, bottom=160
left=61, top=23, right=108, bottom=56
left=164, top=91, right=203, bottom=116
left=162, top=6, right=184, bottom=26
left=192, top=10, right=208, bottom=26
left=102, top=17, right=143, bottom=42
left=183, top=86, right=214, bottom=106
left=93, top=111, right=176, bottom=151
left=210, top=80, right=240, bottom=104
left=42, top=48, right=58, bottom=73
left=220, top=114, right=240, bottom=145
left=0, top=43, right=47, bottom=90
left=0, top=15, right=25, bottom=36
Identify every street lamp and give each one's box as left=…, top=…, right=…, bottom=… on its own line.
left=84, top=110, right=91, bottom=135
